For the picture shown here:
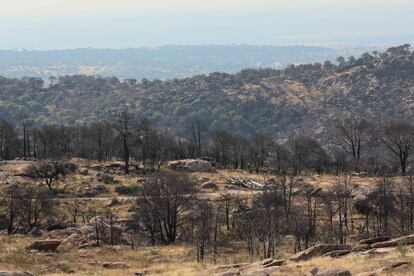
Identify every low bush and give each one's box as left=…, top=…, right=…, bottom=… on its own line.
left=115, top=185, right=141, bottom=195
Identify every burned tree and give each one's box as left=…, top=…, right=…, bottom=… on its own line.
left=330, top=177, right=353, bottom=244
left=329, top=117, right=371, bottom=160
left=381, top=121, right=414, bottom=175
left=109, top=108, right=137, bottom=174
left=136, top=170, right=197, bottom=244
left=0, top=119, right=19, bottom=160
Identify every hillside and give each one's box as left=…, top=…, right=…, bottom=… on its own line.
left=0, top=45, right=413, bottom=139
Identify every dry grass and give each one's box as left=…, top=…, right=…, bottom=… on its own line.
left=1, top=230, right=414, bottom=275
left=2, top=160, right=413, bottom=275
left=292, top=246, right=414, bottom=275
left=0, top=236, right=218, bottom=275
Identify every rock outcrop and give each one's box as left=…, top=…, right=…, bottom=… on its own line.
left=27, top=239, right=62, bottom=252
left=358, top=236, right=392, bottom=245
left=290, top=244, right=351, bottom=262
left=321, top=249, right=350, bottom=258
left=166, top=159, right=217, bottom=173
left=370, top=234, right=414, bottom=249
left=225, top=176, right=264, bottom=190
left=358, top=261, right=412, bottom=275
left=57, top=234, right=87, bottom=252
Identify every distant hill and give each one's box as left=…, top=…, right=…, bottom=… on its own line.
left=0, top=45, right=368, bottom=80
left=0, top=45, right=412, bottom=140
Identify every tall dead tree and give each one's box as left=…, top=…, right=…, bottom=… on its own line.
left=329, top=117, right=371, bottom=160
left=109, top=109, right=136, bottom=174
left=381, top=121, right=414, bottom=175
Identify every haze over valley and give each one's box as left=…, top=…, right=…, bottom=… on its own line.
left=0, top=45, right=369, bottom=80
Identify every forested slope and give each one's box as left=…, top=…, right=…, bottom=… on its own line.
left=0, top=45, right=413, bottom=139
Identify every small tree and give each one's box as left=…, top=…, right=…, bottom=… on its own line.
left=67, top=199, right=85, bottom=224
left=104, top=208, right=118, bottom=246
left=27, top=161, right=68, bottom=191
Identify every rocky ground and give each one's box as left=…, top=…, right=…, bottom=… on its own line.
left=1, top=234, right=414, bottom=275
left=0, top=159, right=411, bottom=275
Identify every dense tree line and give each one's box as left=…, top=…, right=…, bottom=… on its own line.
left=1, top=113, right=414, bottom=176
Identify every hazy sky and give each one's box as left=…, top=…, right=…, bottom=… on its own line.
left=1, top=0, right=413, bottom=49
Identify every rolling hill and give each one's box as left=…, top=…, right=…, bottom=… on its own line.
left=0, top=45, right=412, bottom=139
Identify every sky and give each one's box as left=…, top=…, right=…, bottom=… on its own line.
left=1, top=0, right=413, bottom=49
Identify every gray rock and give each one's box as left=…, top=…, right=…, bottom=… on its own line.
left=79, top=168, right=89, bottom=175
left=0, top=272, right=35, bottom=276
left=225, top=176, right=264, bottom=190
left=244, top=267, right=283, bottom=276
left=103, top=262, right=128, bottom=269
left=201, top=181, right=218, bottom=189
left=63, top=162, right=79, bottom=172
left=48, top=227, right=81, bottom=239
left=290, top=244, right=351, bottom=262
left=262, top=259, right=285, bottom=267
left=358, top=236, right=392, bottom=245
left=27, top=239, right=62, bottom=252
left=87, top=217, right=128, bottom=245
left=260, top=258, right=274, bottom=266
left=57, top=234, right=87, bottom=252
left=371, top=234, right=414, bottom=248
left=321, top=249, right=350, bottom=258
left=216, top=272, right=240, bottom=276
left=95, top=172, right=114, bottom=183
left=89, top=164, right=102, bottom=171
left=316, top=268, right=352, bottom=276
left=351, top=244, right=370, bottom=252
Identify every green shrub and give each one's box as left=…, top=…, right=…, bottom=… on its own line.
left=397, top=242, right=409, bottom=256
left=115, top=185, right=141, bottom=195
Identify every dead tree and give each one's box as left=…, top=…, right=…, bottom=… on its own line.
left=381, top=121, right=414, bottom=175
left=136, top=171, right=197, bottom=244
left=330, top=177, right=353, bottom=244
left=109, top=108, right=136, bottom=174
left=329, top=117, right=371, bottom=160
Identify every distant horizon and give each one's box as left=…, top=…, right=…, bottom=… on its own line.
left=0, top=43, right=387, bottom=52
left=1, top=0, right=413, bottom=50
left=0, top=44, right=371, bottom=80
